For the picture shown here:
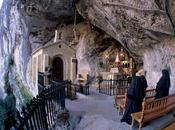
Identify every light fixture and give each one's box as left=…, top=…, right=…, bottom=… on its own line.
left=54, top=30, right=58, bottom=42
left=120, top=48, right=124, bottom=57
left=115, top=53, right=119, bottom=63
left=115, top=52, right=121, bottom=68
left=70, top=10, right=79, bottom=46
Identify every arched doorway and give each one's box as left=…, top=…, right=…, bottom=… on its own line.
left=52, top=57, right=64, bottom=80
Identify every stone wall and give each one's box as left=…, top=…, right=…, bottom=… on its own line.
left=143, top=35, right=175, bottom=93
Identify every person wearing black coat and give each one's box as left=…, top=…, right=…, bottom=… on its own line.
left=155, top=69, right=171, bottom=99
left=140, top=75, right=148, bottom=102
left=121, top=76, right=145, bottom=125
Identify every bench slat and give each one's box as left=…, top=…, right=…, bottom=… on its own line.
left=131, top=93, right=175, bottom=130
left=115, top=89, right=155, bottom=114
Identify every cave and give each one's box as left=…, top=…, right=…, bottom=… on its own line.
left=0, top=0, right=175, bottom=129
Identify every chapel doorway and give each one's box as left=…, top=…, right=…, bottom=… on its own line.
left=52, top=57, right=64, bottom=81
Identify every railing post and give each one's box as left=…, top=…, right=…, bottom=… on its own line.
left=110, top=79, right=112, bottom=96
left=66, top=80, right=68, bottom=97
left=41, top=93, right=48, bottom=129
left=86, top=84, right=89, bottom=95
left=60, top=82, right=66, bottom=109
left=107, top=80, right=108, bottom=94
left=99, top=79, right=101, bottom=93
left=70, top=80, right=72, bottom=99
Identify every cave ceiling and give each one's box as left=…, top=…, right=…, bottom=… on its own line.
left=21, top=0, right=175, bottom=60
left=76, top=0, right=175, bottom=59
left=21, top=0, right=82, bottom=45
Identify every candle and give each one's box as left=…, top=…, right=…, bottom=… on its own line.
left=54, top=30, right=58, bottom=42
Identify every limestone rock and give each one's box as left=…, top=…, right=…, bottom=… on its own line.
left=0, top=0, right=76, bottom=107
left=76, top=0, right=175, bottom=91
left=1, top=0, right=175, bottom=106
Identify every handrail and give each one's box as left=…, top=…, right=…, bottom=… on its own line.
left=99, top=79, right=130, bottom=96
left=7, top=80, right=66, bottom=130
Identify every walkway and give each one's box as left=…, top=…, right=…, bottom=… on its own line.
left=66, top=87, right=175, bottom=130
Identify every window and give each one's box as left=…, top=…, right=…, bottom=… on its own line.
left=59, top=32, right=62, bottom=40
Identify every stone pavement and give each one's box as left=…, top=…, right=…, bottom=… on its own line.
left=65, top=87, right=175, bottom=130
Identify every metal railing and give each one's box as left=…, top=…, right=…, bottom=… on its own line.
left=8, top=80, right=65, bottom=130
left=99, top=79, right=130, bottom=96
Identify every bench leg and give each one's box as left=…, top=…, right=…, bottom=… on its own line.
left=139, top=123, right=142, bottom=130
left=119, top=110, right=123, bottom=115
left=122, top=108, right=125, bottom=115
left=131, top=117, right=134, bottom=130
left=119, top=107, right=122, bottom=115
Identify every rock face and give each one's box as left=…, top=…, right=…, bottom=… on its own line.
left=76, top=0, right=175, bottom=91
left=0, top=0, right=32, bottom=107
left=75, top=22, right=121, bottom=77
left=76, top=23, right=106, bottom=77
left=0, top=0, right=76, bottom=107
left=22, top=0, right=76, bottom=51
left=1, top=0, right=175, bottom=106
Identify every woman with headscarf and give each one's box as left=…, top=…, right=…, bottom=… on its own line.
left=155, top=69, right=170, bottom=99
left=121, top=76, right=143, bottom=125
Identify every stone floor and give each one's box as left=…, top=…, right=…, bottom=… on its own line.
left=65, top=87, right=175, bottom=130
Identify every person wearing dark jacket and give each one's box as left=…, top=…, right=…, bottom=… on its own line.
left=140, top=75, right=148, bottom=101
left=121, top=76, right=145, bottom=125
left=155, top=69, right=170, bottom=99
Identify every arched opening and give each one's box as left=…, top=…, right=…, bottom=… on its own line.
left=52, top=57, right=64, bottom=80
left=59, top=32, right=62, bottom=40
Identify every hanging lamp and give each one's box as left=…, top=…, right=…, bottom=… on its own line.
left=115, top=53, right=119, bottom=63
left=70, top=10, right=79, bottom=46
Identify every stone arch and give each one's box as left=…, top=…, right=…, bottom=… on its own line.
left=52, top=55, right=66, bottom=80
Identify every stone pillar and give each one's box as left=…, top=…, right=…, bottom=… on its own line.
left=71, top=58, right=77, bottom=82
left=54, top=30, right=58, bottom=42
left=43, top=54, right=49, bottom=72
left=43, top=54, right=50, bottom=85
left=32, top=57, right=37, bottom=85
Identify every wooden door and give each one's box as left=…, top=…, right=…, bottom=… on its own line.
left=52, top=57, right=63, bottom=80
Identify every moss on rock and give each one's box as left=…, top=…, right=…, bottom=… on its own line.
left=19, top=86, right=32, bottom=105
left=15, top=76, right=33, bottom=105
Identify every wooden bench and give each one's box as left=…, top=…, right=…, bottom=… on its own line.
left=131, top=93, right=175, bottom=130
left=115, top=88, right=155, bottom=114
left=114, top=86, right=129, bottom=113
left=163, top=121, right=175, bottom=130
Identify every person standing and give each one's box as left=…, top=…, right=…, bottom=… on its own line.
left=155, top=69, right=170, bottom=99
left=121, top=76, right=144, bottom=125
left=140, top=76, right=148, bottom=99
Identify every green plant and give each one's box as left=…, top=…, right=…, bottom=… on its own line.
left=15, top=76, right=33, bottom=105
left=19, top=86, right=33, bottom=105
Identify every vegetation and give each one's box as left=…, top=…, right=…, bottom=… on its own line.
left=15, top=76, right=33, bottom=105
left=19, top=85, right=33, bottom=105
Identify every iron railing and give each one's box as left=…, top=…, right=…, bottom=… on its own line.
left=99, top=79, right=130, bottom=96
left=10, top=80, right=65, bottom=130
